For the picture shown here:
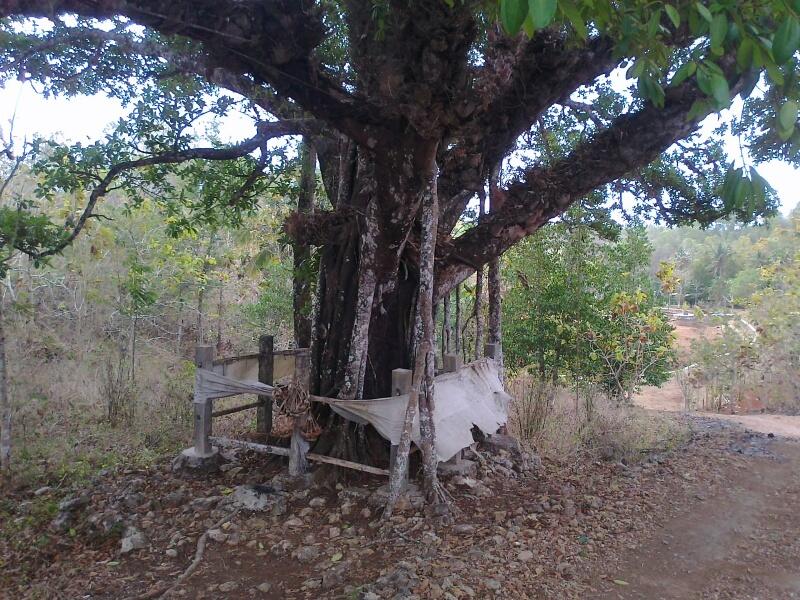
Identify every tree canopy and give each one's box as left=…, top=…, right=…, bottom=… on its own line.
left=1, top=1, right=796, bottom=271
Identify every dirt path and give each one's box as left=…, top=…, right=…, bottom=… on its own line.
left=593, top=437, right=800, bottom=600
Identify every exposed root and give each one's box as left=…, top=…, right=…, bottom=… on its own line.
left=126, top=508, right=240, bottom=600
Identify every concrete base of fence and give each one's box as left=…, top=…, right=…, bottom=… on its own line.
left=172, top=446, right=221, bottom=473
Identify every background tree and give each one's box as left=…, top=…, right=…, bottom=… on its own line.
left=0, top=0, right=795, bottom=475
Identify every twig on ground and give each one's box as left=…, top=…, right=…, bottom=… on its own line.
left=126, top=507, right=241, bottom=600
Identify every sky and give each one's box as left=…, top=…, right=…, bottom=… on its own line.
left=1, top=79, right=799, bottom=216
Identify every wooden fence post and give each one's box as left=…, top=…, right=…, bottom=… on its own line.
left=193, top=345, right=216, bottom=457
left=289, top=349, right=311, bottom=477
left=443, top=353, right=462, bottom=373
left=390, top=368, right=412, bottom=488
left=256, top=335, right=274, bottom=435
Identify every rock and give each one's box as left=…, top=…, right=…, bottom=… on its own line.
left=218, top=581, right=239, bottom=592
left=51, top=495, right=90, bottom=531
left=485, top=579, right=501, bottom=591
left=232, top=485, right=286, bottom=514
left=518, top=550, right=534, bottom=562
left=58, top=495, right=90, bottom=512
left=285, top=517, right=303, bottom=528
left=361, top=508, right=372, bottom=519
left=453, top=524, right=475, bottom=534
left=163, top=488, right=187, bottom=508
left=207, top=528, right=227, bottom=543
left=224, top=466, right=244, bottom=479
left=122, top=491, right=145, bottom=510
left=493, top=511, right=507, bottom=523
left=452, top=476, right=478, bottom=488
left=294, top=545, right=320, bottom=563
left=302, top=578, right=322, bottom=591
left=557, top=562, right=576, bottom=579
left=256, top=582, right=273, bottom=593
left=165, top=548, right=178, bottom=558
left=438, top=458, right=477, bottom=478
left=322, top=563, right=348, bottom=590
left=172, top=447, right=221, bottom=473
left=190, top=496, right=222, bottom=511
left=329, top=526, right=341, bottom=539
left=120, top=526, right=147, bottom=554
left=34, top=486, right=52, bottom=496
left=309, top=496, right=326, bottom=507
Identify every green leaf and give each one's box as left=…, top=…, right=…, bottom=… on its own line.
left=737, top=37, right=754, bottom=70
left=710, top=13, right=727, bottom=50
left=529, top=0, right=558, bottom=30
left=560, top=0, right=587, bottom=39
left=671, top=60, right=696, bottom=86
left=501, top=0, right=529, bottom=35
left=773, top=17, right=800, bottom=64
left=778, top=100, right=798, bottom=137
left=686, top=98, right=710, bottom=120
left=695, top=2, right=712, bottom=24
left=664, top=5, right=680, bottom=29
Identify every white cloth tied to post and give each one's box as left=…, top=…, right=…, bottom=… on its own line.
left=194, top=358, right=510, bottom=462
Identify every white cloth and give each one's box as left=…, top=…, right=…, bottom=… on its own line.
left=194, top=358, right=510, bottom=462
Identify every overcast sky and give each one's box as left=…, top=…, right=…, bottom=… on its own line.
left=1, top=80, right=798, bottom=216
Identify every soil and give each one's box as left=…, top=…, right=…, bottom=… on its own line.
left=4, top=417, right=800, bottom=600
left=4, top=318, right=799, bottom=599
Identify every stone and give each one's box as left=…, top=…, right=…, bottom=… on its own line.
left=232, top=484, right=286, bottom=514
left=33, top=486, right=52, bottom=496
left=190, top=496, right=222, bottom=511
left=453, top=524, right=475, bottom=534
left=285, top=517, right=303, bottom=528
left=163, top=489, right=187, bottom=508
left=207, top=529, right=227, bottom=543
left=485, top=579, right=501, bottom=591
left=329, top=526, right=341, bottom=539
left=309, top=496, right=326, bottom=507
left=294, top=546, right=320, bottom=563
left=518, top=550, right=534, bottom=562
left=256, top=582, right=273, bottom=593
left=120, top=526, right=147, bottom=554
left=165, top=548, right=178, bottom=558
left=58, top=495, right=89, bottom=513
left=172, top=447, right=221, bottom=473
left=438, top=458, right=477, bottom=478
left=218, top=581, right=239, bottom=592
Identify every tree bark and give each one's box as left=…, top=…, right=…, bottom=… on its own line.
left=488, top=164, right=503, bottom=375
left=454, top=284, right=462, bottom=356
left=441, top=292, right=451, bottom=360
left=474, top=188, right=486, bottom=360
left=0, top=298, right=10, bottom=474
left=293, top=139, right=316, bottom=349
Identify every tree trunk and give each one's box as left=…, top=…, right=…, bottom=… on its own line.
left=488, top=165, right=503, bottom=374
left=293, top=140, right=316, bottom=349
left=0, top=298, right=11, bottom=474
left=387, top=156, right=441, bottom=511
left=454, top=284, right=462, bottom=356
left=474, top=188, right=486, bottom=360
left=441, top=292, right=451, bottom=360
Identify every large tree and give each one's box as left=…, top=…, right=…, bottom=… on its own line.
left=0, top=0, right=794, bottom=464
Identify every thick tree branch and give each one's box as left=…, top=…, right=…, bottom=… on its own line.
left=436, top=63, right=744, bottom=298
left=437, top=33, right=617, bottom=231
left=17, top=120, right=305, bottom=260
left=0, top=0, right=392, bottom=147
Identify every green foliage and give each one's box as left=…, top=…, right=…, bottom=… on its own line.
left=503, top=208, right=675, bottom=396
left=648, top=209, right=800, bottom=306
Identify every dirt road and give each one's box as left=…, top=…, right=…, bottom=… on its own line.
left=595, top=437, right=800, bottom=599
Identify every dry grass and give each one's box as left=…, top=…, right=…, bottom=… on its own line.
left=5, top=318, right=196, bottom=489
left=509, top=374, right=689, bottom=464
